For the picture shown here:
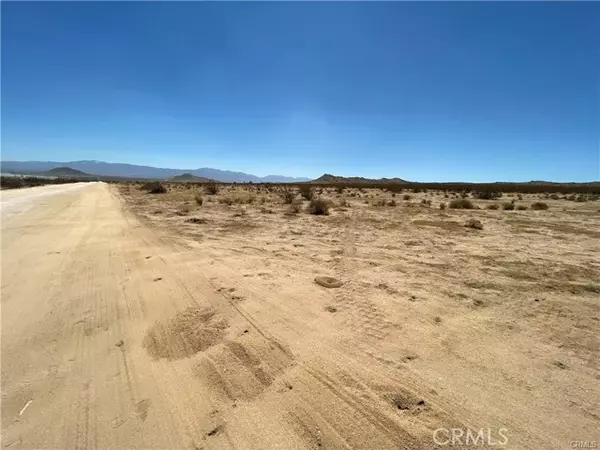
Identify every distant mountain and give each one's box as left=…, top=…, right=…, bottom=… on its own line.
left=0, top=160, right=311, bottom=183
left=312, top=173, right=409, bottom=184
left=169, top=173, right=215, bottom=183
left=43, top=166, right=91, bottom=177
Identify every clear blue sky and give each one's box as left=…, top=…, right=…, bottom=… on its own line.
left=2, top=2, right=599, bottom=182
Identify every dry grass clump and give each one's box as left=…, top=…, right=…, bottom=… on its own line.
left=299, top=184, right=314, bottom=201
left=278, top=186, right=296, bottom=204
left=141, top=181, right=167, bottom=194
left=464, top=218, right=483, bottom=230
left=502, top=202, right=515, bottom=211
left=473, top=191, right=502, bottom=200
left=486, top=204, right=500, bottom=210
left=439, top=202, right=446, bottom=210
left=194, top=194, right=203, bottom=205
left=516, top=205, right=528, bottom=211
left=449, top=198, right=474, bottom=209
left=403, top=194, right=411, bottom=201
left=219, top=193, right=255, bottom=205
left=530, top=202, right=549, bottom=210
left=204, top=182, right=219, bottom=195
left=307, top=198, right=330, bottom=215
left=285, top=202, right=302, bottom=215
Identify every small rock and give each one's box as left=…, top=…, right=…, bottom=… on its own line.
left=115, top=340, right=124, bottom=347
left=315, top=276, right=343, bottom=288
left=552, top=360, right=568, bottom=370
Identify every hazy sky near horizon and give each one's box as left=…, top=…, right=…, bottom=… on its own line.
left=2, top=2, right=599, bottom=182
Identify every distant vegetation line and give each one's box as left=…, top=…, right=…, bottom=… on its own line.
left=0, top=176, right=94, bottom=190
left=112, top=179, right=600, bottom=195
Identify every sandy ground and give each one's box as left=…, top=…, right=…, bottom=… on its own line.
left=1, top=182, right=599, bottom=449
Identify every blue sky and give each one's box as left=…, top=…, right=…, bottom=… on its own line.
left=2, top=2, right=599, bottom=182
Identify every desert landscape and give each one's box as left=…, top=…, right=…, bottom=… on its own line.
left=1, top=180, right=599, bottom=449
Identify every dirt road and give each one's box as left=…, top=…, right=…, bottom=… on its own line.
left=1, top=182, right=598, bottom=449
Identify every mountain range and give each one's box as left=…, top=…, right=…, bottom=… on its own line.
left=0, top=160, right=311, bottom=183
left=312, top=173, right=408, bottom=184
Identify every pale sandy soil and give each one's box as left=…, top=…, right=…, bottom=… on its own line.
left=1, top=182, right=598, bottom=449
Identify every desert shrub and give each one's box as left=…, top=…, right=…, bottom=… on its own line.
left=448, top=198, right=474, bottom=209
left=403, top=194, right=411, bottom=201
left=444, top=194, right=449, bottom=198
left=412, top=188, right=422, bottom=193
left=307, top=198, right=330, bottom=215
left=549, top=194, right=559, bottom=200
left=575, top=195, right=588, bottom=202
left=502, top=202, right=515, bottom=210
left=278, top=186, right=295, bottom=204
left=194, top=194, right=203, bottom=205
left=285, top=202, right=302, bottom=215
left=299, top=184, right=314, bottom=200
left=204, top=182, right=219, bottom=195
left=142, top=181, right=167, bottom=194
left=516, top=205, right=527, bottom=210
left=335, top=186, right=345, bottom=194
left=421, top=199, right=432, bottom=206
left=373, top=199, right=387, bottom=206
left=464, top=218, right=483, bottom=230
left=177, top=204, right=191, bottom=215
left=517, top=194, right=523, bottom=200
left=473, top=191, right=502, bottom=200
left=338, top=198, right=350, bottom=207
left=439, top=202, right=446, bottom=210
left=219, top=196, right=234, bottom=205
left=391, top=193, right=396, bottom=197
left=486, top=204, right=500, bottom=210
left=387, top=199, right=397, bottom=207
left=530, top=202, right=548, bottom=210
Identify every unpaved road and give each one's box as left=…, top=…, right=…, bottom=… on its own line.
left=2, top=182, right=598, bottom=449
